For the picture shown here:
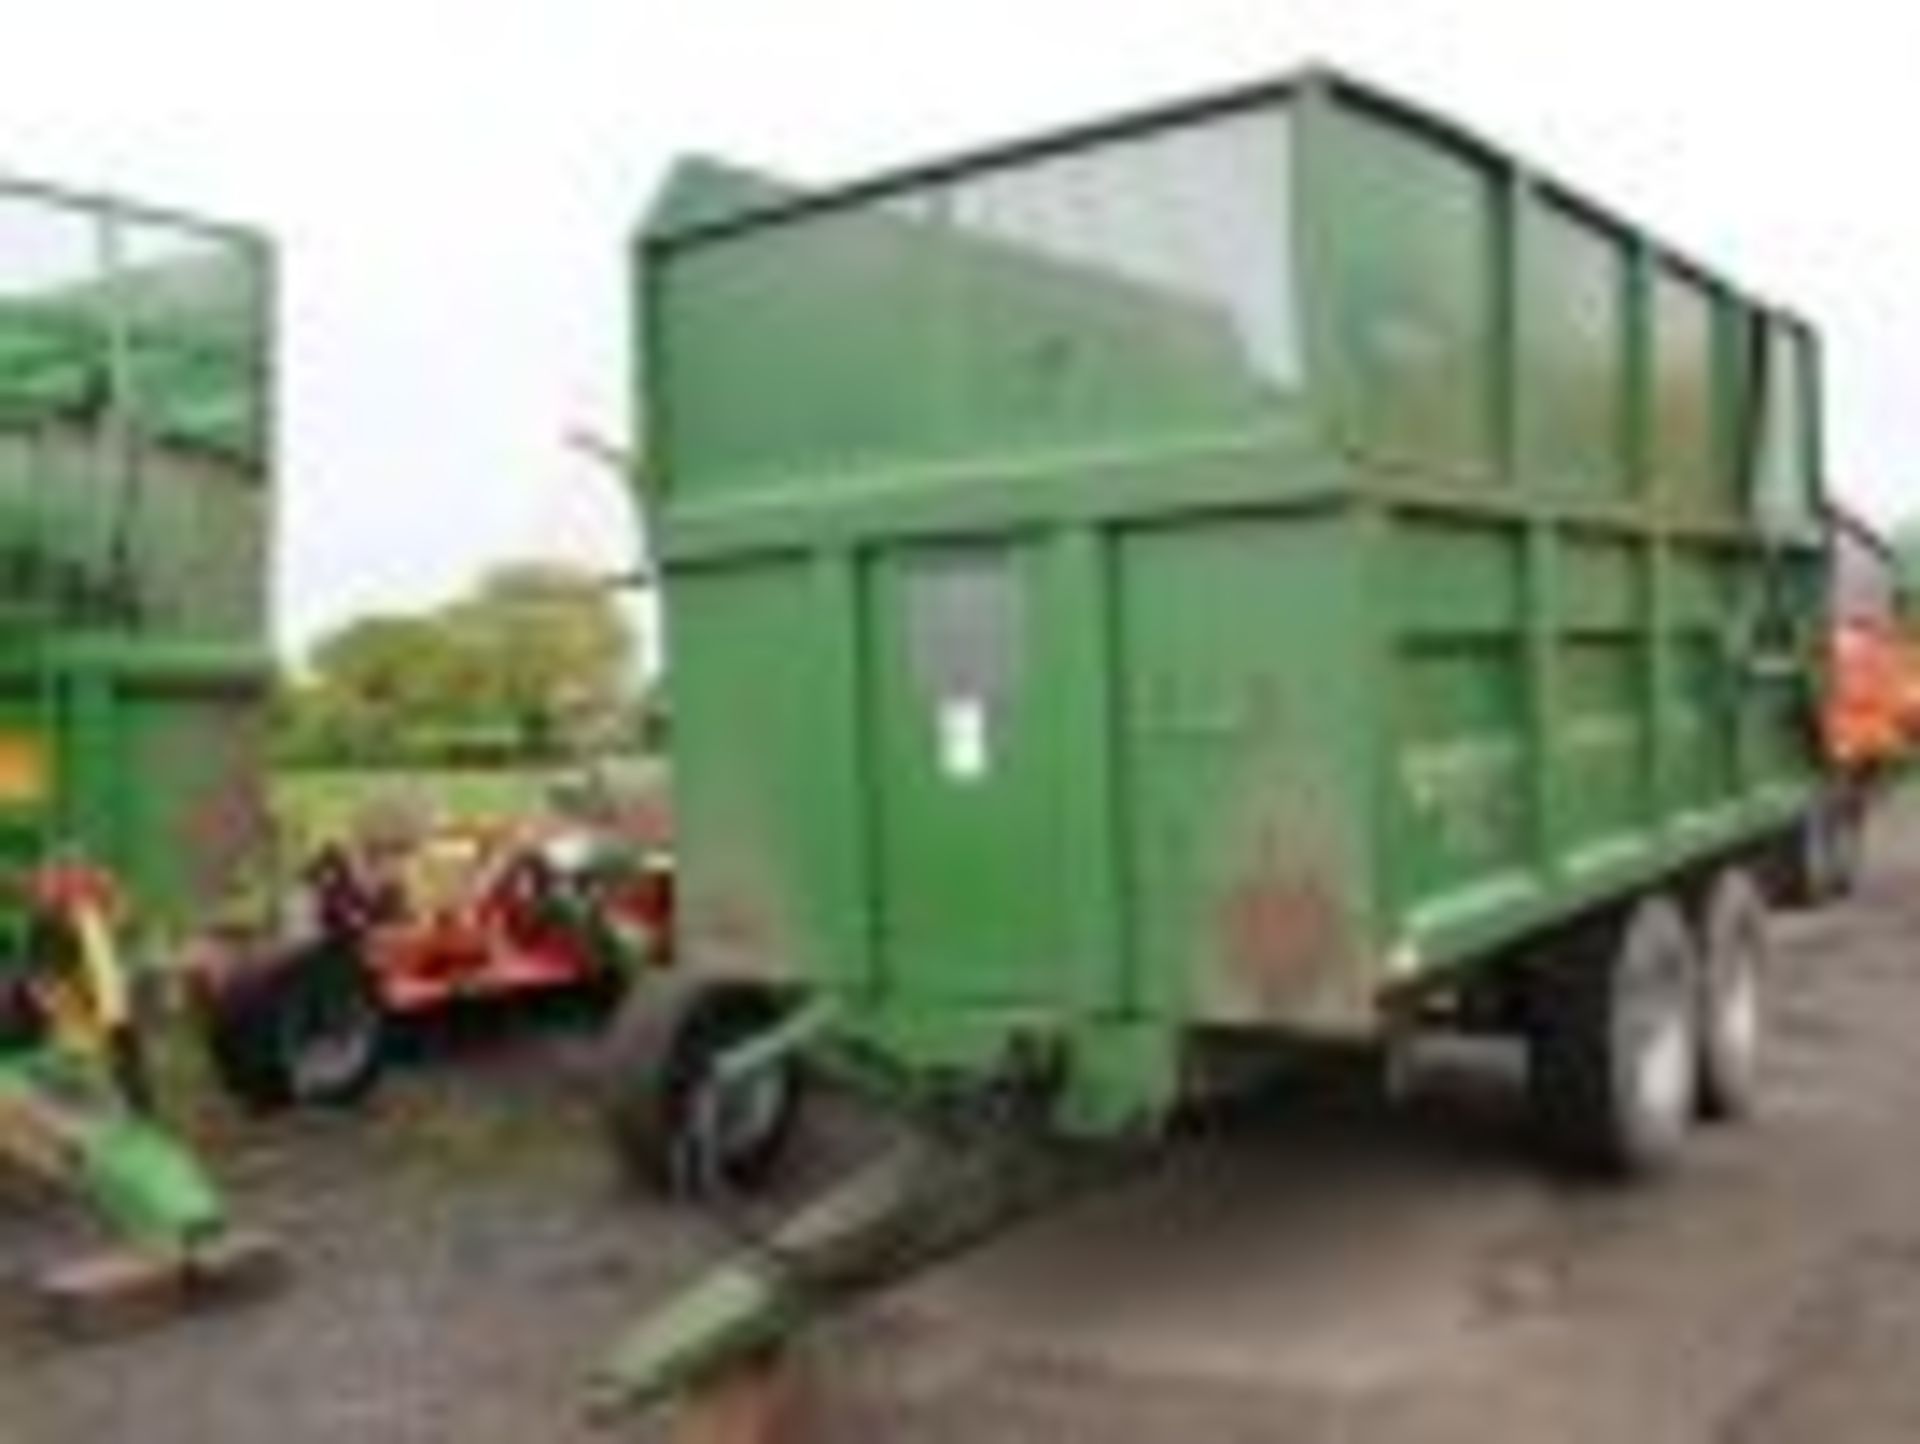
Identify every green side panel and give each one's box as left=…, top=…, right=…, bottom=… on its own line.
left=1521, top=200, right=1631, bottom=500
left=652, top=110, right=1302, bottom=498
left=1387, top=519, right=1530, bottom=924
left=0, top=675, right=50, bottom=946
left=655, top=204, right=945, bottom=494
left=1649, top=266, right=1722, bottom=521
left=0, top=649, right=270, bottom=968
left=1666, top=549, right=1734, bottom=812
left=864, top=543, right=1073, bottom=1006
left=1117, top=512, right=1375, bottom=1032
left=0, top=206, right=265, bottom=465
left=118, top=674, right=271, bottom=923
left=124, top=446, right=268, bottom=638
left=0, top=427, right=115, bottom=607
left=640, top=71, right=1830, bottom=1129
left=0, top=429, right=263, bottom=638
left=0, top=185, right=271, bottom=640
left=1317, top=103, right=1500, bottom=479
left=1756, top=323, right=1822, bottom=534
left=1555, top=533, right=1648, bottom=855
left=0, top=182, right=273, bottom=967
left=667, top=560, right=864, bottom=988
left=1558, top=634, right=1644, bottom=849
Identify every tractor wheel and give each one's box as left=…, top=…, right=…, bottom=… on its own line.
left=1695, top=868, right=1769, bottom=1123
left=204, top=940, right=386, bottom=1111
left=1528, top=895, right=1699, bottom=1178
left=597, top=974, right=801, bottom=1198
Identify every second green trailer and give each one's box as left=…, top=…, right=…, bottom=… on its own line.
left=619, top=68, right=1826, bottom=1177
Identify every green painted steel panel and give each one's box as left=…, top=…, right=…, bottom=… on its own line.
left=1649, top=266, right=1722, bottom=519
left=0, top=185, right=269, bottom=640
left=1522, top=200, right=1631, bottom=500
left=1316, top=102, right=1501, bottom=481
left=865, top=543, right=1074, bottom=1006
left=0, top=180, right=273, bottom=964
left=0, top=651, right=269, bottom=940
left=1117, top=513, right=1375, bottom=1032
left=653, top=111, right=1302, bottom=498
left=119, top=675, right=271, bottom=924
left=639, top=70, right=1827, bottom=1134
left=668, top=559, right=869, bottom=991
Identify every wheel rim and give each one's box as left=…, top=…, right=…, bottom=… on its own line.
left=1702, top=904, right=1764, bottom=1112
left=689, top=1059, right=793, bottom=1180
left=1623, top=950, right=1693, bottom=1149
left=1713, top=948, right=1761, bottom=1080
left=285, top=974, right=376, bottom=1096
left=1636, top=998, right=1693, bottom=1136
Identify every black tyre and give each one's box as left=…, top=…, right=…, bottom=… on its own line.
left=1828, top=796, right=1867, bottom=899
left=204, top=939, right=386, bottom=1111
left=1528, top=896, right=1699, bottom=1178
left=597, top=974, right=801, bottom=1198
left=1696, top=869, right=1768, bottom=1123
left=1785, top=788, right=1866, bottom=908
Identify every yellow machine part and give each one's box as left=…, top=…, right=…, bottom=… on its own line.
left=29, top=904, right=130, bottom=1059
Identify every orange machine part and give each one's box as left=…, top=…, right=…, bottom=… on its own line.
left=1825, top=619, right=1915, bottom=772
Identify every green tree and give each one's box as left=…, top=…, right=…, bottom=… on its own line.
left=444, top=562, right=635, bottom=758
left=280, top=561, right=639, bottom=767
left=301, top=612, right=460, bottom=762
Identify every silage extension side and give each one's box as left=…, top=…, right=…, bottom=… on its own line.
left=599, top=70, right=1830, bottom=1410
left=0, top=178, right=277, bottom=1299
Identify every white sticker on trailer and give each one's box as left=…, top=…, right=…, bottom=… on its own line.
left=937, top=696, right=991, bottom=783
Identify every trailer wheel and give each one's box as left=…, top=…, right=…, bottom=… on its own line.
left=204, top=940, right=385, bottom=1111
left=1696, top=869, right=1768, bottom=1122
left=1786, top=788, right=1865, bottom=907
left=1528, top=895, right=1698, bottom=1177
left=1827, top=793, right=1867, bottom=899
left=598, top=975, right=801, bottom=1198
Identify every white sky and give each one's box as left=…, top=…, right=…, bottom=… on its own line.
left=4, top=0, right=1915, bottom=652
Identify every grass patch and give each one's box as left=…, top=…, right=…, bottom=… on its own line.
left=271, top=759, right=667, bottom=851
left=272, top=766, right=566, bottom=850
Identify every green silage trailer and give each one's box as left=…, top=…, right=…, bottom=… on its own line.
left=597, top=69, right=1832, bottom=1410
left=0, top=178, right=278, bottom=1295
left=0, top=179, right=274, bottom=935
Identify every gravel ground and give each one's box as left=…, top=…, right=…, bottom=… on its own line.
left=8, top=800, right=1920, bottom=1442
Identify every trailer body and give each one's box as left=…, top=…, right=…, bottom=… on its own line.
left=0, top=179, right=273, bottom=953
left=0, top=174, right=277, bottom=1310
left=637, top=71, right=1825, bottom=1135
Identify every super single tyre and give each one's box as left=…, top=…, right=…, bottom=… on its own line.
left=597, top=974, right=801, bottom=1198
left=1528, top=895, right=1699, bottom=1178
left=203, top=939, right=386, bottom=1111
left=1695, top=868, right=1768, bottom=1123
